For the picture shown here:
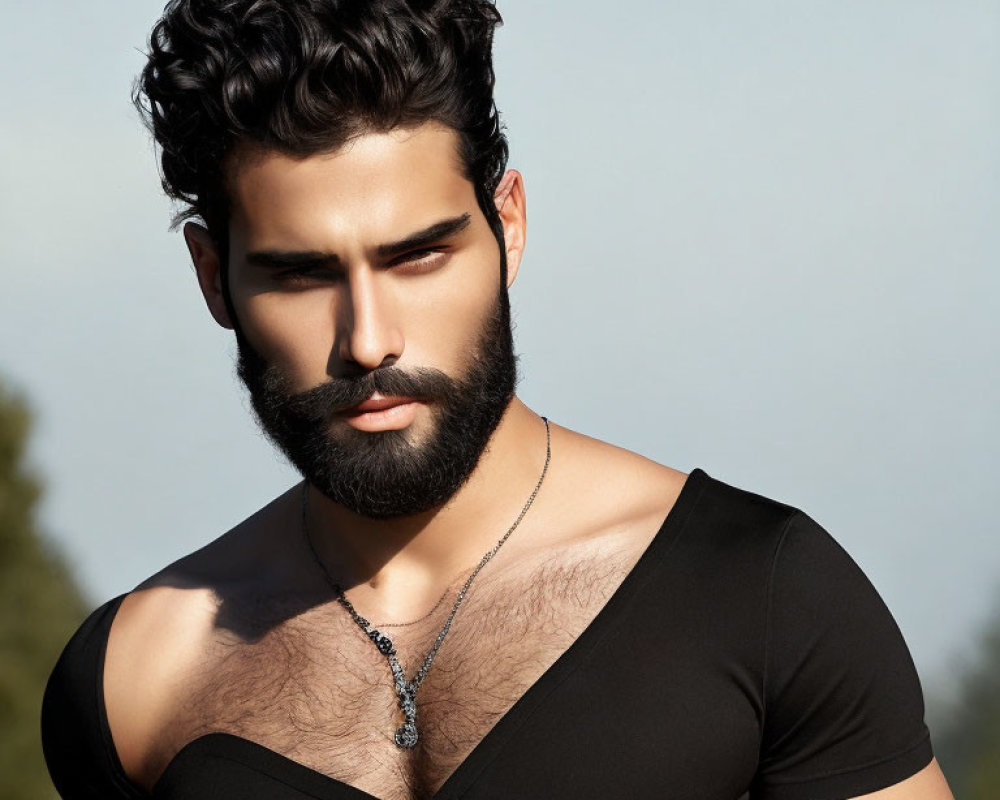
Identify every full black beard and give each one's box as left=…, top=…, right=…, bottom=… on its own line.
left=236, top=291, right=518, bottom=519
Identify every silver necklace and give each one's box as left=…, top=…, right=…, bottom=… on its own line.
left=302, top=416, right=551, bottom=749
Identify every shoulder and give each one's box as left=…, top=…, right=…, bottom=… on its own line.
left=649, top=469, right=935, bottom=797
left=42, top=595, right=140, bottom=798
left=98, top=581, right=218, bottom=785
left=43, top=596, right=126, bottom=738
left=545, top=422, right=689, bottom=537
left=97, top=484, right=306, bottom=785
left=671, top=479, right=936, bottom=798
left=540, top=423, right=820, bottom=570
left=549, top=422, right=806, bottom=523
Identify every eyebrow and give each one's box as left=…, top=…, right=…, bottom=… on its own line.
left=244, top=213, right=472, bottom=271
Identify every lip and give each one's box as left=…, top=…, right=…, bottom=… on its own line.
left=339, top=393, right=423, bottom=432
left=341, top=393, right=420, bottom=416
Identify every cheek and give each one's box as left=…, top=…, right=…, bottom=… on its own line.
left=399, top=249, right=501, bottom=369
left=238, top=288, right=338, bottom=382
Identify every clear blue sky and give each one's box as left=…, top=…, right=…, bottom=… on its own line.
left=1, top=0, right=998, bottom=707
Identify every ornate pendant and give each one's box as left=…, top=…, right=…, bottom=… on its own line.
left=395, top=721, right=419, bottom=749
left=393, top=681, right=419, bottom=749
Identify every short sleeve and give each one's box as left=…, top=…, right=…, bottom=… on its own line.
left=752, top=512, right=933, bottom=800
left=41, top=595, right=144, bottom=799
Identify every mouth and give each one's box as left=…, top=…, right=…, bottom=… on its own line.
left=339, top=393, right=423, bottom=431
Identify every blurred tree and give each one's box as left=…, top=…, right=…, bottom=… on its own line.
left=934, top=595, right=1000, bottom=799
left=0, top=379, right=87, bottom=799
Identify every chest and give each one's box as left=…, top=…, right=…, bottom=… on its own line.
left=168, top=545, right=647, bottom=800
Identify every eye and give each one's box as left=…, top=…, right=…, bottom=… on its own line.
left=390, top=249, right=448, bottom=274
left=274, top=264, right=342, bottom=287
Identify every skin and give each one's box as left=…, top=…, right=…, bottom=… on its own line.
left=199, top=127, right=542, bottom=600
left=100, top=123, right=953, bottom=799
left=194, top=124, right=570, bottom=604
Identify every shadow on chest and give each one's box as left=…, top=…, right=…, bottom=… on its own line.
left=174, top=550, right=639, bottom=799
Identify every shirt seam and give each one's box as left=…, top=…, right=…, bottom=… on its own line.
left=757, top=508, right=801, bottom=763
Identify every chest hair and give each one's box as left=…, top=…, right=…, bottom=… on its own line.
left=165, top=541, right=645, bottom=800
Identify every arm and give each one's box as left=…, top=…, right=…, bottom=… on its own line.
left=850, top=759, right=954, bottom=800
left=42, top=595, right=145, bottom=799
left=753, top=511, right=940, bottom=799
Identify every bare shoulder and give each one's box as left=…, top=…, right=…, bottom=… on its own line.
left=103, top=485, right=303, bottom=784
left=104, top=583, right=218, bottom=783
left=544, top=421, right=689, bottom=544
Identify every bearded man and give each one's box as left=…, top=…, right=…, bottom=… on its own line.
left=42, top=2, right=953, bottom=799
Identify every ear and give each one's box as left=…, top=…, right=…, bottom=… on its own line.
left=493, top=169, right=526, bottom=288
left=183, top=222, right=234, bottom=330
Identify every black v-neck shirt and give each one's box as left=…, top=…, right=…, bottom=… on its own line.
left=42, top=470, right=933, bottom=799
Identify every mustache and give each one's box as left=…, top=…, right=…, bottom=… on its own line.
left=274, top=366, right=457, bottom=420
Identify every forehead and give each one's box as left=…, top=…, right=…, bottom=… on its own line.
left=226, top=124, right=475, bottom=249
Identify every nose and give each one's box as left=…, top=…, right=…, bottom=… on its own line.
left=335, top=269, right=403, bottom=373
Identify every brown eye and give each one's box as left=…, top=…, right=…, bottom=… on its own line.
left=391, top=249, right=448, bottom=274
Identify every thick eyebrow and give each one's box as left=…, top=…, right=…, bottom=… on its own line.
left=375, top=213, right=471, bottom=257
left=244, top=213, right=472, bottom=271
left=244, top=249, right=340, bottom=271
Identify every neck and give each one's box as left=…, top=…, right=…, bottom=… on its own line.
left=305, top=398, right=550, bottom=619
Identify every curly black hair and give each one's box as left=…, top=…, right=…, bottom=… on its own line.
left=134, top=0, right=508, bottom=261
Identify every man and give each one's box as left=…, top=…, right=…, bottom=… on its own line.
left=42, top=1, right=952, bottom=798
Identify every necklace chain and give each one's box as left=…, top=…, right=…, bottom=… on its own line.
left=373, top=584, right=453, bottom=629
left=301, top=416, right=551, bottom=749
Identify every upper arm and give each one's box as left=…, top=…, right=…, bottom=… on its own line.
left=850, top=758, right=954, bottom=799
left=751, top=512, right=936, bottom=799
left=41, top=596, right=143, bottom=800
left=103, top=584, right=217, bottom=789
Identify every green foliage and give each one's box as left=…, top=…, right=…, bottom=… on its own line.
left=0, top=380, right=87, bottom=799
left=934, top=596, right=1000, bottom=799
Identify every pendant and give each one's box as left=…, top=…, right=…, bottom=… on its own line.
left=394, top=683, right=419, bottom=749
left=395, top=721, right=419, bottom=749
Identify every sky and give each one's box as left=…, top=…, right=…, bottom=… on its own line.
left=1, top=0, right=998, bottom=707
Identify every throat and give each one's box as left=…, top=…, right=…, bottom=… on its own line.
left=301, top=413, right=553, bottom=616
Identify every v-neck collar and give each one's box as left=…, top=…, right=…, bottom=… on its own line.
left=105, top=469, right=707, bottom=799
